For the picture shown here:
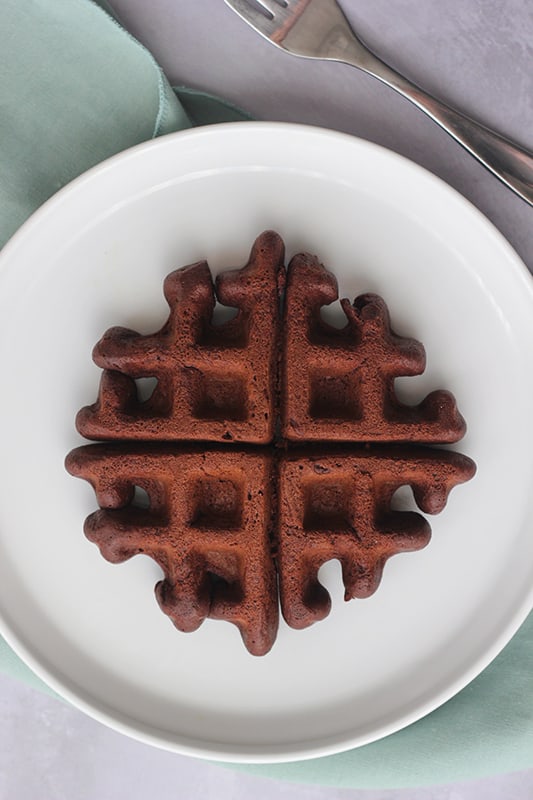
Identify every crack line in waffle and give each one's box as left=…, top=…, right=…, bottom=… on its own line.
left=66, top=231, right=476, bottom=656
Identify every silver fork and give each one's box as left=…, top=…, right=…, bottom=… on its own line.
left=224, top=0, right=533, bottom=207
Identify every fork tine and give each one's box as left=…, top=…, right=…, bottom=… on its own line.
left=224, top=0, right=279, bottom=38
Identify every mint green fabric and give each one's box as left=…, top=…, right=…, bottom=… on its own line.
left=0, top=637, right=57, bottom=698
left=0, top=0, right=251, bottom=248
left=1, top=0, right=532, bottom=790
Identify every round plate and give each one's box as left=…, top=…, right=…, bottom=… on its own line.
left=0, top=123, right=532, bottom=762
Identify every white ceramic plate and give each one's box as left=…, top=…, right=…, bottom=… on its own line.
left=0, top=123, right=532, bottom=763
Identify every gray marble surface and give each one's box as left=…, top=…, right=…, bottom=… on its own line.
left=3, top=1, right=533, bottom=797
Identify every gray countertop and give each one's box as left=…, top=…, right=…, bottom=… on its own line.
left=2, top=1, right=533, bottom=797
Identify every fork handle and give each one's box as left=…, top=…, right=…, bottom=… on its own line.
left=340, top=47, right=533, bottom=206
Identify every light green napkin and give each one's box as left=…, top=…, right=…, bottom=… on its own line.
left=0, top=0, right=249, bottom=248
left=1, top=0, right=532, bottom=789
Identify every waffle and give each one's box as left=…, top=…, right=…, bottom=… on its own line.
left=76, top=231, right=285, bottom=444
left=281, top=252, right=466, bottom=443
left=66, top=443, right=475, bottom=649
left=276, top=446, right=475, bottom=629
left=65, top=444, right=279, bottom=657
left=67, top=232, right=476, bottom=655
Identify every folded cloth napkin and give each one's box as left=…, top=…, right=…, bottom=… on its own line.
left=0, top=0, right=248, bottom=247
left=1, top=0, right=532, bottom=790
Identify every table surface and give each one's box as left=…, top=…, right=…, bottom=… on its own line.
left=2, top=1, right=533, bottom=797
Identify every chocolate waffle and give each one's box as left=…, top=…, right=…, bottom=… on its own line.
left=276, top=447, right=475, bottom=629
left=67, top=231, right=476, bottom=655
left=66, top=442, right=475, bottom=649
left=281, top=252, right=466, bottom=443
left=66, top=444, right=278, bottom=656
left=76, top=230, right=285, bottom=444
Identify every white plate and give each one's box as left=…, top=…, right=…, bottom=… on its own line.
left=0, top=122, right=532, bottom=763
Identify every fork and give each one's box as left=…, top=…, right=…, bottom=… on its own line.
left=224, top=0, right=533, bottom=207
